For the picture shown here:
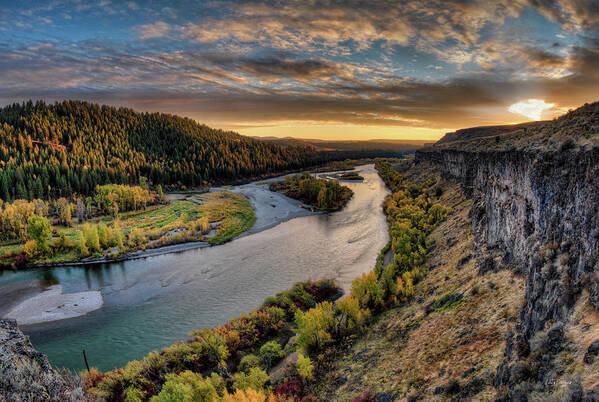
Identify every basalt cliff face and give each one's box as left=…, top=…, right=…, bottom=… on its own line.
left=415, top=148, right=599, bottom=322
left=416, top=102, right=599, bottom=398
left=0, top=319, right=83, bottom=401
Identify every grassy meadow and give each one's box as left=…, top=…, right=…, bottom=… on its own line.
left=0, top=191, right=255, bottom=267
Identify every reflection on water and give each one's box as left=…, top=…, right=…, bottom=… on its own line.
left=0, top=164, right=390, bottom=372
left=41, top=270, right=59, bottom=286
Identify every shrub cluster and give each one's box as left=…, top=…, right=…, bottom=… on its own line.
left=95, top=184, right=157, bottom=216
left=1, top=183, right=159, bottom=245
left=269, top=173, right=353, bottom=211
left=0, top=199, right=52, bottom=241
left=0, top=185, right=222, bottom=267
left=1, top=184, right=157, bottom=258
left=85, top=280, right=339, bottom=401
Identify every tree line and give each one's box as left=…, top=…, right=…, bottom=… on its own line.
left=0, top=184, right=160, bottom=243
left=0, top=100, right=335, bottom=202
left=0, top=183, right=166, bottom=266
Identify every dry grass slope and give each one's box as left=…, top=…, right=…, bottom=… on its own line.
left=314, top=163, right=526, bottom=401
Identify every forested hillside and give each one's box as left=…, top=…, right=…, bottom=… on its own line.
left=0, top=101, right=322, bottom=201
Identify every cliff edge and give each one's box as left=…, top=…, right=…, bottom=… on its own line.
left=0, top=319, right=83, bottom=401
left=416, top=101, right=599, bottom=398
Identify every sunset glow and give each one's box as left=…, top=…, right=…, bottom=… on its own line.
left=508, top=99, right=556, bottom=121
left=1, top=1, right=598, bottom=139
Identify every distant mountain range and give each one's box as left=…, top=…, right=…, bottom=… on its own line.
left=254, top=136, right=433, bottom=152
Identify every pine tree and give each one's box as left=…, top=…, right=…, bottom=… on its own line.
left=157, top=184, right=164, bottom=203
left=0, top=173, right=9, bottom=201
left=32, top=177, right=43, bottom=199
left=16, top=181, right=27, bottom=200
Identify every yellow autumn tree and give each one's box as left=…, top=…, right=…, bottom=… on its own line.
left=295, top=301, right=336, bottom=352
left=337, top=296, right=370, bottom=334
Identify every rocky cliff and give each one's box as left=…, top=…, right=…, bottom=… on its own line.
left=415, top=102, right=599, bottom=398
left=416, top=147, right=599, bottom=326
left=0, top=319, right=83, bottom=401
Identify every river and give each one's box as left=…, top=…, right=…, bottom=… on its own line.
left=0, top=164, right=389, bottom=372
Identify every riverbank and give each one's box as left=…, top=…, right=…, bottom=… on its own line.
left=4, top=285, right=103, bottom=325
left=2, top=166, right=366, bottom=272
left=212, top=180, right=320, bottom=234
left=82, top=161, right=445, bottom=400
left=16, top=181, right=321, bottom=270
left=0, top=179, right=324, bottom=325
left=1, top=160, right=395, bottom=272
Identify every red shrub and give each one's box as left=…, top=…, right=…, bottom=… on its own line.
left=275, top=378, right=305, bottom=398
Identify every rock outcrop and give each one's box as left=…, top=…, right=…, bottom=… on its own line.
left=0, top=319, right=84, bottom=401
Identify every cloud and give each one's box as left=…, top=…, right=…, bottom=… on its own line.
left=138, top=21, right=171, bottom=39
left=1, top=43, right=593, bottom=129
left=133, top=0, right=596, bottom=77
left=569, top=38, right=599, bottom=77
left=2, top=31, right=598, bottom=129
left=1, top=0, right=598, bottom=134
left=530, top=0, right=599, bottom=30
left=138, top=1, right=527, bottom=56
left=524, top=47, right=566, bottom=69
left=226, top=56, right=358, bottom=84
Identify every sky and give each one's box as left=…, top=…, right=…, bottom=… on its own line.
left=0, top=0, right=598, bottom=140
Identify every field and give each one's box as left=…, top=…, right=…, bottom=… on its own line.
left=0, top=191, right=255, bottom=267
left=191, top=191, right=257, bottom=245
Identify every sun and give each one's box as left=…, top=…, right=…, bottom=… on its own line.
left=508, top=99, right=555, bottom=121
